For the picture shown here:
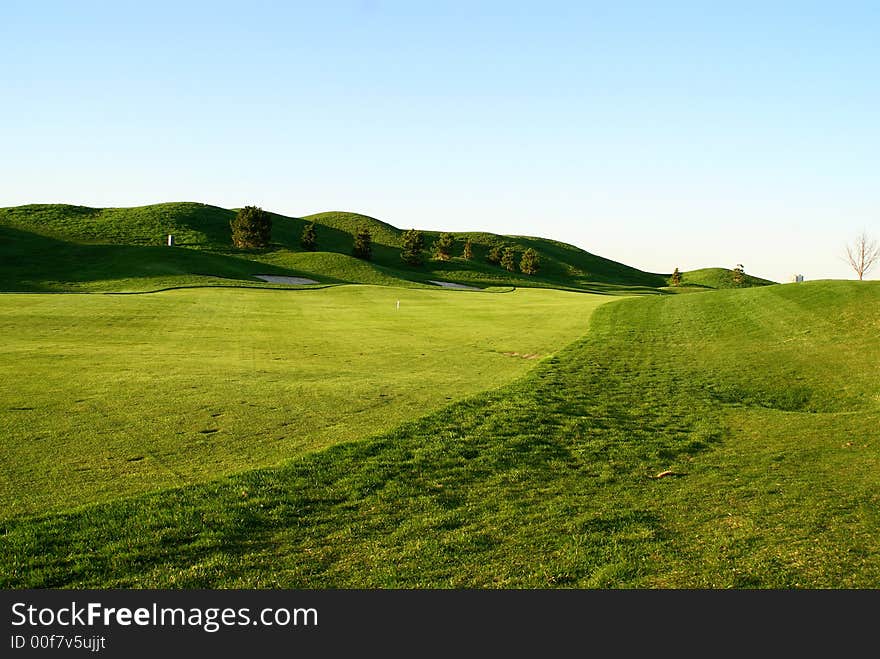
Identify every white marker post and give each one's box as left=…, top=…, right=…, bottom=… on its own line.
left=396, top=300, right=400, bottom=310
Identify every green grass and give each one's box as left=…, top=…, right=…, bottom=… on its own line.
left=0, top=202, right=235, bottom=248
left=301, top=211, right=403, bottom=252
left=0, top=224, right=306, bottom=292
left=0, top=203, right=682, bottom=292
left=0, top=285, right=608, bottom=517
left=677, top=267, right=775, bottom=289
left=253, top=251, right=434, bottom=289
left=2, top=280, right=876, bottom=588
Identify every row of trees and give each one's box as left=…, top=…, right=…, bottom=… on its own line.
left=232, top=209, right=875, bottom=283
left=400, top=230, right=468, bottom=265
left=230, top=208, right=537, bottom=273
left=353, top=227, right=541, bottom=275
left=486, top=242, right=539, bottom=274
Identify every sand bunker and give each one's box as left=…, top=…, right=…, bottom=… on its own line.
left=428, top=280, right=481, bottom=290
left=254, top=275, right=319, bottom=285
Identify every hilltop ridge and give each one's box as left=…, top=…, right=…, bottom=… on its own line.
left=0, top=202, right=775, bottom=293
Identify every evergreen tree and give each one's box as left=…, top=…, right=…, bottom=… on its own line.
left=352, top=227, right=373, bottom=260
left=300, top=222, right=317, bottom=251
left=501, top=246, right=517, bottom=272
left=671, top=267, right=682, bottom=286
left=230, top=205, right=271, bottom=248
left=462, top=238, right=473, bottom=260
left=434, top=232, right=455, bottom=261
left=519, top=248, right=540, bottom=275
left=401, top=228, right=425, bottom=266
left=487, top=243, right=504, bottom=265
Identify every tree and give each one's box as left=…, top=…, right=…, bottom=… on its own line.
left=300, top=222, right=317, bottom=251
left=230, top=205, right=271, bottom=248
left=670, top=267, right=682, bottom=287
left=844, top=231, right=880, bottom=281
left=732, top=263, right=745, bottom=287
left=401, top=228, right=425, bottom=266
left=352, top=226, right=372, bottom=260
left=519, top=248, right=540, bottom=275
left=462, top=238, right=473, bottom=261
left=434, top=232, right=455, bottom=261
left=501, top=246, right=517, bottom=272
left=487, top=243, right=504, bottom=265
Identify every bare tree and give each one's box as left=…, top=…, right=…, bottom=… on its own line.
left=844, top=231, right=880, bottom=280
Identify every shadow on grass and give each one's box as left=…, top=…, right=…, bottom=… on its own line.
left=0, top=226, right=331, bottom=292
left=0, top=309, right=720, bottom=588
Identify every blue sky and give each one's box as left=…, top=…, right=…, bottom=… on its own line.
left=3, top=1, right=878, bottom=281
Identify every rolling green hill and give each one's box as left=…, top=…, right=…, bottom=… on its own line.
left=675, top=267, right=775, bottom=289
left=0, top=202, right=235, bottom=248
left=2, top=280, right=875, bottom=588
left=0, top=224, right=302, bottom=293
left=0, top=202, right=745, bottom=293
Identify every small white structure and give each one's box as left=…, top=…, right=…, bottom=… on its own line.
left=167, top=234, right=175, bottom=247
left=792, top=274, right=804, bottom=283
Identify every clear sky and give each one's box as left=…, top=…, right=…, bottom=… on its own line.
left=3, top=1, right=878, bottom=281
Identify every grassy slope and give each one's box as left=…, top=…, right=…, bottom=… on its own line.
left=678, top=267, right=775, bottom=289
left=0, top=203, right=672, bottom=292
left=0, top=224, right=310, bottom=292
left=0, top=211, right=423, bottom=293
left=0, top=203, right=235, bottom=248
left=2, top=280, right=876, bottom=588
left=0, top=286, right=607, bottom=517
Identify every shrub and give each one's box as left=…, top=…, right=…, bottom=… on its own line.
left=352, top=227, right=373, bottom=260
left=230, top=205, right=271, bottom=248
left=520, top=248, right=540, bottom=275
left=401, top=229, right=425, bottom=266
left=501, top=246, right=517, bottom=272
left=434, top=232, right=455, bottom=261
left=300, top=222, right=317, bottom=251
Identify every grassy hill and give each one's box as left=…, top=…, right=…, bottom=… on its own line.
left=0, top=202, right=710, bottom=292
left=675, top=267, right=775, bottom=289
left=0, top=224, right=301, bottom=292
left=0, top=202, right=235, bottom=248
left=2, top=280, right=876, bottom=588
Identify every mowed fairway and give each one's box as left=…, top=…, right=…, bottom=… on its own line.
left=0, top=285, right=608, bottom=517
left=2, top=280, right=878, bottom=588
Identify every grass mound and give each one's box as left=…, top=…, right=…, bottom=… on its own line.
left=677, top=267, right=775, bottom=289
left=0, top=203, right=675, bottom=292
left=0, top=202, right=235, bottom=248
left=0, top=224, right=312, bottom=292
